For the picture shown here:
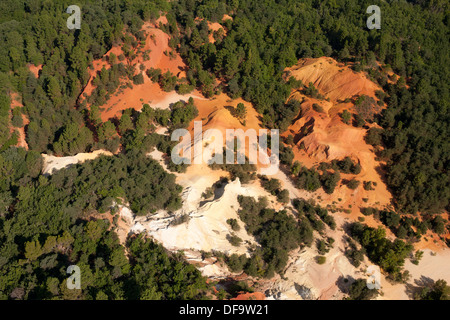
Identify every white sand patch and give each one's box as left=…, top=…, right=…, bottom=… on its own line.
left=265, top=215, right=367, bottom=300
left=199, top=263, right=226, bottom=278
left=155, top=126, right=169, bottom=135
left=143, top=177, right=260, bottom=255
left=405, top=249, right=450, bottom=282
left=123, top=164, right=277, bottom=263
left=150, top=92, right=205, bottom=110
left=41, top=149, right=113, bottom=175
left=147, top=149, right=169, bottom=172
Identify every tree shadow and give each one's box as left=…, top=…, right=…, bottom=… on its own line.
left=336, top=275, right=356, bottom=294
left=293, top=118, right=315, bottom=144
left=224, top=105, right=236, bottom=117
left=405, top=275, right=435, bottom=299
left=341, top=221, right=355, bottom=237
left=198, top=177, right=229, bottom=207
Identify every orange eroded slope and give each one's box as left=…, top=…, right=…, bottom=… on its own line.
left=9, top=92, right=29, bottom=150
left=81, top=22, right=203, bottom=122
left=231, top=292, right=266, bottom=300
left=27, top=64, right=42, bottom=78
left=283, top=57, right=391, bottom=213
left=284, top=57, right=380, bottom=102
left=186, top=94, right=274, bottom=170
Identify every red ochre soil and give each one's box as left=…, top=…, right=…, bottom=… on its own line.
left=80, top=21, right=200, bottom=122
left=230, top=292, right=266, bottom=300
left=282, top=57, right=392, bottom=215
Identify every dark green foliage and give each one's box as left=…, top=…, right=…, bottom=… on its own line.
left=361, top=207, right=431, bottom=240
left=233, top=196, right=314, bottom=277
left=316, top=256, right=326, bottom=265
left=146, top=67, right=162, bottom=82
left=354, top=95, right=380, bottom=122
left=132, top=73, right=144, bottom=85
left=53, top=123, right=94, bottom=156
left=276, top=189, right=290, bottom=204
left=344, top=238, right=365, bottom=268
left=292, top=159, right=362, bottom=195
left=303, top=83, right=324, bottom=100
left=160, top=71, right=178, bottom=92
left=0, top=0, right=170, bottom=153
left=350, top=223, right=413, bottom=281
left=0, top=93, right=12, bottom=148
left=363, top=181, right=375, bottom=191
left=279, top=144, right=294, bottom=166
left=209, top=148, right=257, bottom=184
left=293, top=198, right=336, bottom=231
left=345, top=179, right=360, bottom=190
left=275, top=99, right=301, bottom=132
left=235, top=103, right=247, bottom=121
left=379, top=210, right=401, bottom=229
left=332, top=157, right=361, bottom=175
left=316, top=240, right=330, bottom=255
left=294, top=165, right=321, bottom=192
left=348, top=279, right=379, bottom=300
left=361, top=207, right=378, bottom=217
left=226, top=219, right=240, bottom=232
left=11, top=107, right=23, bottom=128
left=226, top=254, right=248, bottom=273
left=259, top=176, right=289, bottom=204
left=341, top=110, right=352, bottom=124
left=312, top=103, right=325, bottom=113
left=176, top=82, right=194, bottom=95
left=227, top=234, right=243, bottom=247
left=320, top=170, right=341, bottom=194
left=364, top=128, right=383, bottom=146
left=169, top=98, right=199, bottom=130
left=415, top=279, right=450, bottom=300
left=171, top=214, right=190, bottom=226
left=0, top=0, right=448, bottom=300
left=0, top=146, right=209, bottom=300
left=353, top=114, right=366, bottom=127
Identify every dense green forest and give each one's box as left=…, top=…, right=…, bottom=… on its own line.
left=0, top=0, right=448, bottom=300
left=350, top=222, right=413, bottom=282
left=225, top=196, right=315, bottom=278
left=0, top=147, right=211, bottom=299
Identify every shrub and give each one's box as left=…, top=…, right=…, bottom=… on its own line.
left=227, top=234, right=243, bottom=247
left=348, top=279, right=379, bottom=300
left=363, top=181, right=375, bottom=191
left=346, top=179, right=360, bottom=190
left=316, top=256, right=326, bottom=264
left=312, top=103, right=325, bottom=113
left=226, top=218, right=241, bottom=232
left=132, top=73, right=144, bottom=85
left=341, top=109, right=352, bottom=124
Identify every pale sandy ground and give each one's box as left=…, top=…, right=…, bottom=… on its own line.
left=379, top=249, right=450, bottom=300
left=130, top=163, right=280, bottom=257
left=41, top=149, right=113, bottom=175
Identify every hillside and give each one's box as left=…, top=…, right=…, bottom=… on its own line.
left=0, top=0, right=448, bottom=305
